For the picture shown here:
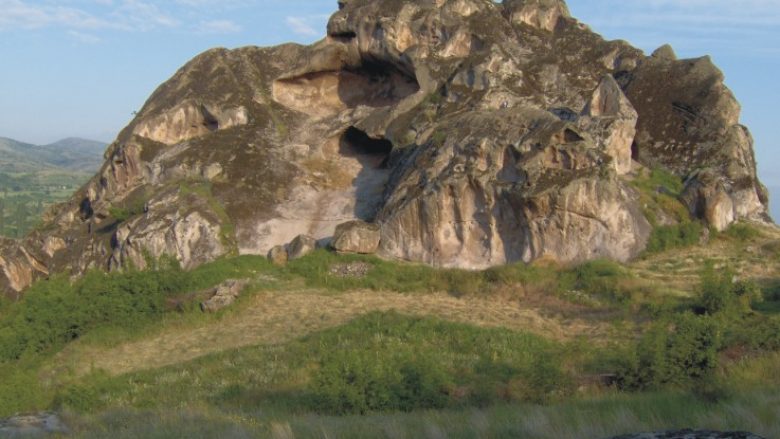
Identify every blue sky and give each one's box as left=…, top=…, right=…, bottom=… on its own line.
left=0, top=2, right=777, bottom=190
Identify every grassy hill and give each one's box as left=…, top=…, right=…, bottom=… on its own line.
left=0, top=221, right=778, bottom=437
left=0, top=137, right=105, bottom=173
left=0, top=137, right=105, bottom=238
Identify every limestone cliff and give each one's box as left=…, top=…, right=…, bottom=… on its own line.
left=0, top=0, right=770, bottom=294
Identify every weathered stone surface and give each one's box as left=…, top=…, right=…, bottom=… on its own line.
left=200, top=279, right=250, bottom=312
left=579, top=75, right=638, bottom=175
left=108, top=189, right=228, bottom=272
left=623, top=52, right=768, bottom=229
left=332, top=220, right=381, bottom=254
left=268, top=245, right=288, bottom=266
left=288, top=234, right=317, bottom=260
left=0, top=0, right=771, bottom=294
left=606, top=430, right=765, bottom=439
left=503, top=0, right=570, bottom=32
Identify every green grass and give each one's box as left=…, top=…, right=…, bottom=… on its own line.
left=630, top=167, right=706, bottom=255
left=51, top=312, right=576, bottom=416
left=63, top=387, right=780, bottom=438
left=721, top=222, right=762, bottom=242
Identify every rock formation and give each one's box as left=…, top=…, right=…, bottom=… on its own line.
left=0, top=0, right=771, bottom=294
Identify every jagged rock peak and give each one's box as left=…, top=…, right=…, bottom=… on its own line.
left=0, top=0, right=770, bottom=294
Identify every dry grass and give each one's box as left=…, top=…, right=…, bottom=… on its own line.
left=628, top=223, right=780, bottom=294
left=46, top=289, right=618, bottom=378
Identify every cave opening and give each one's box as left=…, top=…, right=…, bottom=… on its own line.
left=272, top=55, right=419, bottom=117
left=340, top=126, right=393, bottom=169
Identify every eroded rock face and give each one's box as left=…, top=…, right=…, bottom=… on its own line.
left=332, top=220, right=381, bottom=254
left=623, top=51, right=768, bottom=230
left=0, top=0, right=770, bottom=294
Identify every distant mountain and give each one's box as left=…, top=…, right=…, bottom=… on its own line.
left=0, top=137, right=106, bottom=173
left=770, top=186, right=779, bottom=223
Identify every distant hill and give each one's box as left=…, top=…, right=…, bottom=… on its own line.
left=0, top=137, right=106, bottom=173
left=770, top=186, right=779, bottom=223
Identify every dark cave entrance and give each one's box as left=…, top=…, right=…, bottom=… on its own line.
left=340, top=126, right=393, bottom=169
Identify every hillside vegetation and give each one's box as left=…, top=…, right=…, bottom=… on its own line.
left=0, top=219, right=778, bottom=437
left=0, top=137, right=105, bottom=237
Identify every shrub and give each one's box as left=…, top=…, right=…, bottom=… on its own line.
left=722, top=223, right=761, bottom=242
left=698, top=264, right=760, bottom=315
left=0, top=365, right=50, bottom=417
left=645, top=221, right=703, bottom=254
left=564, top=259, right=631, bottom=304
left=617, top=313, right=721, bottom=390
left=310, top=350, right=452, bottom=414
left=0, top=256, right=241, bottom=362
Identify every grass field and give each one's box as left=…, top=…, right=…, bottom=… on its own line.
left=0, top=171, right=92, bottom=238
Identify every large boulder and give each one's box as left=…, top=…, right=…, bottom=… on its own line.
left=288, top=234, right=317, bottom=260
left=267, top=245, right=288, bottom=266
left=332, top=221, right=381, bottom=254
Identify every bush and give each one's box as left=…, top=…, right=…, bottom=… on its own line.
left=645, top=221, right=703, bottom=254
left=617, top=313, right=721, bottom=390
left=722, top=223, right=761, bottom=242
left=0, top=258, right=226, bottom=362
left=724, top=316, right=780, bottom=352
left=311, top=350, right=452, bottom=414
left=563, top=259, right=631, bottom=304
left=698, top=264, right=760, bottom=315
left=306, top=312, right=570, bottom=414
left=0, top=366, right=49, bottom=417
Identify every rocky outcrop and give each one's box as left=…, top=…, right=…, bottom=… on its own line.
left=200, top=279, right=250, bottom=312
left=332, top=220, right=381, bottom=254
left=108, top=189, right=228, bottom=272
left=622, top=50, right=768, bottom=230
left=0, top=0, right=770, bottom=294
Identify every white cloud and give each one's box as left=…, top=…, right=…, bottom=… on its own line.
left=198, top=19, right=242, bottom=34
left=68, top=30, right=101, bottom=43
left=285, top=16, right=319, bottom=37
left=0, top=0, right=180, bottom=33
left=113, top=0, right=179, bottom=30
left=0, top=0, right=112, bottom=31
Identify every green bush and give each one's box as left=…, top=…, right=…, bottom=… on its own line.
left=305, top=312, right=570, bottom=414
left=724, top=316, right=780, bottom=352
left=698, top=264, right=760, bottom=316
left=645, top=221, right=703, bottom=254
left=562, top=259, right=631, bottom=304
left=722, top=223, right=761, bottom=242
left=311, top=350, right=452, bottom=414
left=617, top=313, right=721, bottom=390
left=0, top=366, right=49, bottom=416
